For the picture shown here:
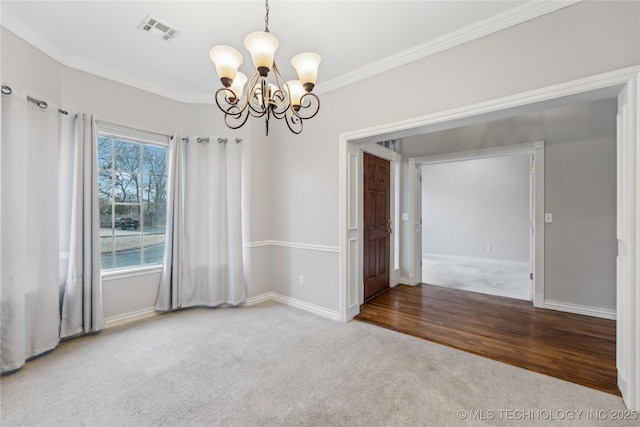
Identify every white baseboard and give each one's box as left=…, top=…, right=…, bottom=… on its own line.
left=104, top=307, right=158, bottom=329
left=244, top=292, right=276, bottom=306
left=423, top=253, right=529, bottom=268
left=543, top=300, right=616, bottom=320
left=104, top=292, right=340, bottom=330
left=244, top=292, right=340, bottom=321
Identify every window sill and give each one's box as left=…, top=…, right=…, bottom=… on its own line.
left=101, top=265, right=163, bottom=281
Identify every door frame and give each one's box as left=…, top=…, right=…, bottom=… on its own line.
left=350, top=143, right=401, bottom=310
left=409, top=141, right=544, bottom=306
left=338, top=65, right=640, bottom=409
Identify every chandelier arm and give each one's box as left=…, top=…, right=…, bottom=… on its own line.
left=224, top=108, right=251, bottom=130
left=269, top=63, right=292, bottom=116
left=214, top=88, right=254, bottom=130
left=245, top=74, right=269, bottom=117
left=273, top=61, right=291, bottom=109
left=265, top=108, right=271, bottom=136
left=293, top=92, right=320, bottom=120
left=270, top=91, right=288, bottom=119
left=248, top=95, right=268, bottom=117
left=215, top=87, right=247, bottom=116
left=283, top=110, right=303, bottom=134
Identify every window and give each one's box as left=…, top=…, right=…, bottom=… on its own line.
left=97, top=127, right=168, bottom=271
left=376, top=139, right=397, bottom=152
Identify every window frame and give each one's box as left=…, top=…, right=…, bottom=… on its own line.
left=96, top=121, right=170, bottom=274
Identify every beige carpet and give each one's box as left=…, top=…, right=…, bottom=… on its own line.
left=0, top=302, right=632, bottom=426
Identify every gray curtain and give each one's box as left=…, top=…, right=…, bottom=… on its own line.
left=1, top=86, right=61, bottom=372
left=59, top=114, right=104, bottom=337
left=156, top=135, right=185, bottom=311
left=156, top=137, right=246, bottom=311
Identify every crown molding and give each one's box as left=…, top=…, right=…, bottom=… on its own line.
left=2, top=0, right=582, bottom=103
left=1, top=10, right=68, bottom=63
left=64, top=55, right=196, bottom=103
left=1, top=10, right=201, bottom=103
left=315, top=0, right=582, bottom=95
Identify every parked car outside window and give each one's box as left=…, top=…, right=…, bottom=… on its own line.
left=114, top=217, right=140, bottom=230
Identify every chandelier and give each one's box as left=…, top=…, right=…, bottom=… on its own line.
left=209, top=0, right=321, bottom=135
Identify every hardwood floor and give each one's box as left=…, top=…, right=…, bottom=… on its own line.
left=355, top=284, right=619, bottom=395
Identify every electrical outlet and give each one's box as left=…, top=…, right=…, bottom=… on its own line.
left=486, top=245, right=492, bottom=252
left=298, top=275, right=304, bottom=286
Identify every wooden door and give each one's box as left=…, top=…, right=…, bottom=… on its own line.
left=363, top=152, right=391, bottom=300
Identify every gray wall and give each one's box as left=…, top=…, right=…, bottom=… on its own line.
left=421, top=155, right=530, bottom=263
left=267, top=0, right=636, bottom=312
left=402, top=98, right=617, bottom=310
left=2, top=0, right=637, bottom=317
left=0, top=28, right=63, bottom=105
left=543, top=104, right=617, bottom=308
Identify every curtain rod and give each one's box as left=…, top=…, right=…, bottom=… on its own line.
left=1, top=85, right=68, bottom=115
left=182, top=137, right=242, bottom=143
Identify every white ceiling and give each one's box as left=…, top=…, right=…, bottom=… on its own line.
left=1, top=1, right=578, bottom=103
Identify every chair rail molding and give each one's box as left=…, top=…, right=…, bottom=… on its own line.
left=243, top=240, right=339, bottom=253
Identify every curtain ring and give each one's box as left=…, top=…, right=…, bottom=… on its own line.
left=1, top=85, right=12, bottom=95
left=235, top=138, right=242, bottom=144
left=27, top=96, right=47, bottom=109
left=197, top=137, right=210, bottom=143
left=218, top=137, right=228, bottom=144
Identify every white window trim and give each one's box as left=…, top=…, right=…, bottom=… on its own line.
left=96, top=120, right=171, bottom=146
left=96, top=121, right=170, bottom=274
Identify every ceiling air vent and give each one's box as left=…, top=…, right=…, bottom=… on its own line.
left=137, top=15, right=180, bottom=43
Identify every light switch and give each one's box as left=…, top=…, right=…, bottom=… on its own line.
left=544, top=213, right=553, bottom=223
left=401, top=213, right=409, bottom=221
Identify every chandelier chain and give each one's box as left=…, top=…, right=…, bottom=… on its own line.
left=264, top=0, right=270, bottom=32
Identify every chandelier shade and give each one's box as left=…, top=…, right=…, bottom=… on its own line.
left=286, top=80, right=305, bottom=110
left=208, top=45, right=243, bottom=87
left=291, top=52, right=321, bottom=91
left=228, top=72, right=248, bottom=102
left=244, top=31, right=280, bottom=76
left=209, top=0, right=320, bottom=135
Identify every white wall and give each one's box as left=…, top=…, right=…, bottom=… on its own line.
left=2, top=0, right=638, bottom=317
left=267, top=0, right=638, bottom=312
left=421, top=155, right=530, bottom=263
left=0, top=28, right=62, bottom=105
left=543, top=108, right=617, bottom=309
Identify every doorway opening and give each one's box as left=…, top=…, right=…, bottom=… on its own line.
left=418, top=151, right=534, bottom=302
left=339, top=66, right=639, bottom=409
left=408, top=141, right=544, bottom=305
